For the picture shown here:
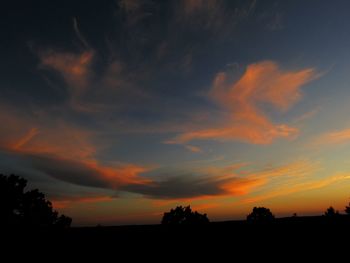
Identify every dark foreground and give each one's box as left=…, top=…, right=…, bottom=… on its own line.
left=4, top=216, right=350, bottom=259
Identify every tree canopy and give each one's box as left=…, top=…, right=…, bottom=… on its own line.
left=161, top=205, right=209, bottom=225
left=0, top=174, right=71, bottom=228
left=247, top=207, right=275, bottom=223
left=345, top=202, right=350, bottom=215
left=324, top=206, right=339, bottom=217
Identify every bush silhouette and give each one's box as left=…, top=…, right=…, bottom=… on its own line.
left=247, top=207, right=275, bottom=223
left=324, top=206, right=339, bottom=217
left=161, top=205, right=209, bottom=225
left=0, top=174, right=71, bottom=228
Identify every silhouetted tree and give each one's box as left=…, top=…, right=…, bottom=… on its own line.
left=324, top=206, right=339, bottom=217
left=0, top=174, right=71, bottom=228
left=161, top=206, right=209, bottom=225
left=345, top=202, right=350, bottom=215
left=247, top=207, right=275, bottom=223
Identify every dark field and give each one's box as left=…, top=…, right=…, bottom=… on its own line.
left=5, top=216, right=350, bottom=259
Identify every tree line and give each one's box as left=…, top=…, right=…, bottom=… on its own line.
left=160, top=204, right=350, bottom=225
left=2, top=173, right=350, bottom=228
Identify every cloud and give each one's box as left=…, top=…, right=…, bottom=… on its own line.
left=185, top=145, right=202, bottom=153
left=39, top=50, right=93, bottom=92
left=12, top=143, right=151, bottom=190
left=311, top=128, right=350, bottom=146
left=0, top=107, right=151, bottom=190
left=28, top=154, right=134, bottom=189
left=118, top=0, right=154, bottom=26
left=122, top=160, right=316, bottom=199
left=182, top=0, right=216, bottom=15
left=52, top=196, right=113, bottom=209
left=243, top=173, right=350, bottom=203
left=38, top=47, right=147, bottom=113
left=169, top=61, right=317, bottom=145
left=39, top=49, right=95, bottom=111
left=9, top=123, right=95, bottom=161
left=178, top=0, right=256, bottom=32
left=122, top=172, right=261, bottom=199
left=0, top=105, right=322, bottom=203
left=12, top=127, right=39, bottom=150
left=73, top=17, right=90, bottom=48
left=293, top=107, right=320, bottom=123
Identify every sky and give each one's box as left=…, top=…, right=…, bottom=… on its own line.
left=2, top=0, right=350, bottom=226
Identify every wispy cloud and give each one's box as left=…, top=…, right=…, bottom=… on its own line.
left=28, top=154, right=151, bottom=189
left=168, top=61, right=318, bottom=145
left=243, top=173, right=350, bottom=203
left=0, top=107, right=152, bottom=190
left=12, top=127, right=39, bottom=150
left=184, top=145, right=202, bottom=153
left=0, top=104, right=326, bottom=204
left=52, top=195, right=113, bottom=209
left=37, top=46, right=148, bottom=114
left=122, top=160, right=317, bottom=200
left=311, top=128, right=350, bottom=146
left=73, top=17, right=90, bottom=48
left=293, top=107, right=321, bottom=123
left=39, top=50, right=93, bottom=91
left=178, top=0, right=256, bottom=32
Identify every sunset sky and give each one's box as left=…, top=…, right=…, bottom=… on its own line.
left=2, top=0, right=350, bottom=226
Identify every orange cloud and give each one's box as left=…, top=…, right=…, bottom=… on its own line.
left=218, top=160, right=317, bottom=195
left=133, top=160, right=317, bottom=202
left=0, top=108, right=152, bottom=189
left=185, top=144, right=202, bottom=153
left=312, top=128, right=350, bottom=146
left=85, top=160, right=152, bottom=187
left=0, top=105, right=322, bottom=203
left=169, top=61, right=317, bottom=145
left=39, top=49, right=95, bottom=111
left=221, top=177, right=267, bottom=196
left=52, top=196, right=113, bottom=209
left=141, top=161, right=316, bottom=208
left=11, top=124, right=95, bottom=161
left=243, top=173, right=350, bottom=204
left=191, top=202, right=220, bottom=212
left=40, top=50, right=93, bottom=92
left=12, top=127, right=39, bottom=150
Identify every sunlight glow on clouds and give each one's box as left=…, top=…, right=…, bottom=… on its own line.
left=0, top=107, right=151, bottom=190
left=169, top=61, right=317, bottom=145
left=3, top=0, right=350, bottom=225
